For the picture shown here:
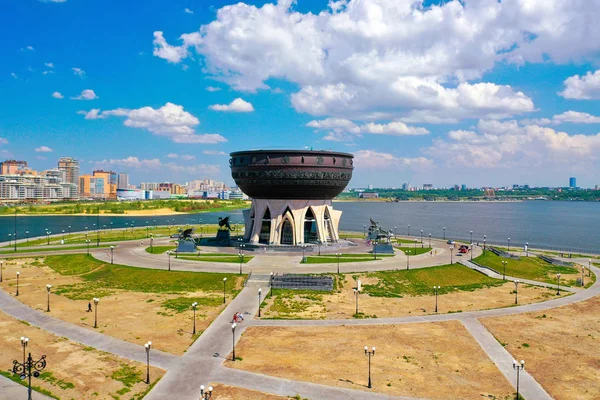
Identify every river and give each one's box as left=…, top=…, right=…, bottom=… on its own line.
left=0, top=201, right=598, bottom=253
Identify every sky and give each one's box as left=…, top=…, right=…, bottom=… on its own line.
left=2, top=0, right=600, bottom=189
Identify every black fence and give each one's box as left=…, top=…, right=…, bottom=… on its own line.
left=271, top=273, right=333, bottom=291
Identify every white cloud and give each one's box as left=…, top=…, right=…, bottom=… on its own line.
left=44, top=62, right=54, bottom=68
left=35, top=146, right=53, bottom=152
left=184, top=8, right=194, bottom=14
left=153, top=31, right=188, bottom=64
left=551, top=111, right=600, bottom=125
left=79, top=102, right=228, bottom=144
left=71, top=89, right=98, bottom=100
left=72, top=67, right=86, bottom=78
left=39, top=0, right=67, bottom=3
left=425, top=119, right=600, bottom=169
left=0, top=138, right=9, bottom=145
left=307, top=117, right=428, bottom=141
left=559, top=70, right=600, bottom=100
left=181, top=154, right=195, bottom=161
left=206, top=86, right=222, bottom=92
left=202, top=150, right=227, bottom=156
left=153, top=1, right=600, bottom=121
left=209, top=98, right=254, bottom=112
left=51, top=91, right=64, bottom=99
left=11, top=73, right=19, bottom=80
left=354, top=150, right=433, bottom=170
left=167, top=153, right=179, bottom=159
left=21, top=46, right=34, bottom=51
left=93, top=156, right=220, bottom=176
left=42, top=70, right=54, bottom=75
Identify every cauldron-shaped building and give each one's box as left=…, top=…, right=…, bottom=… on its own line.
left=230, top=150, right=353, bottom=245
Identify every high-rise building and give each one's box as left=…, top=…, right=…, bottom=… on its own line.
left=461, top=184, right=467, bottom=191
left=422, top=184, right=433, bottom=190
left=79, top=174, right=105, bottom=198
left=57, top=157, right=80, bottom=196
left=402, top=182, right=411, bottom=190
left=569, top=177, right=576, bottom=188
left=117, top=173, right=129, bottom=190
left=92, top=170, right=117, bottom=199
left=1, top=160, right=28, bottom=175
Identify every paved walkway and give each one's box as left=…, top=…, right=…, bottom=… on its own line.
left=0, top=375, right=52, bottom=400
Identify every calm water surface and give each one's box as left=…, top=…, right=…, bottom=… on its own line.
left=1, top=202, right=598, bottom=253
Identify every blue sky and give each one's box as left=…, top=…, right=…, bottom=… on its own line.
left=2, top=0, right=600, bottom=188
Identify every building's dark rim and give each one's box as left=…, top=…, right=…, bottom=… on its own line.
left=229, top=149, right=354, bottom=158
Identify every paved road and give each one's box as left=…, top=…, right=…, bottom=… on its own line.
left=0, top=375, right=53, bottom=400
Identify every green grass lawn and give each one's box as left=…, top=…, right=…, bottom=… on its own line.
left=144, top=246, right=177, bottom=254
left=393, top=238, right=422, bottom=244
left=302, top=253, right=394, bottom=264
left=473, top=251, right=582, bottom=286
left=44, top=254, right=244, bottom=295
left=397, top=246, right=432, bottom=256
left=177, top=254, right=253, bottom=263
left=0, top=244, right=111, bottom=254
left=360, top=264, right=503, bottom=298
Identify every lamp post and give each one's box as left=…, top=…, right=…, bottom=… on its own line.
left=483, top=235, right=486, bottom=251
left=46, top=231, right=51, bottom=245
left=405, top=249, right=410, bottom=270
left=589, top=259, right=592, bottom=277
left=443, top=226, right=446, bottom=240
left=408, top=224, right=411, bottom=237
left=46, top=284, right=51, bottom=312
left=317, top=239, right=322, bottom=256
left=93, top=298, right=99, bottom=328
left=428, top=233, right=431, bottom=248
left=336, top=253, right=341, bottom=274
left=223, top=278, right=227, bottom=304
left=8, top=233, right=11, bottom=247
left=238, top=252, right=244, bottom=276
left=434, top=286, right=440, bottom=313
left=231, top=323, right=237, bottom=361
left=110, top=246, right=114, bottom=264
left=581, top=266, right=585, bottom=287
left=146, top=222, right=149, bottom=238
left=62, top=230, right=65, bottom=241
left=507, top=237, right=511, bottom=251
left=191, top=302, right=198, bottom=334
left=525, top=242, right=529, bottom=257
left=449, top=246, right=454, bottom=264
left=258, top=288, right=262, bottom=317
left=21, top=336, right=28, bottom=365
left=469, top=230, right=473, bottom=244
left=502, top=261, right=507, bottom=281
left=0, top=260, right=3, bottom=282
left=470, top=243, right=474, bottom=260
left=373, top=240, right=377, bottom=261
left=364, top=346, right=375, bottom=389
left=200, top=385, right=213, bottom=399
left=353, top=288, right=360, bottom=316
left=514, top=280, right=519, bottom=304
left=150, top=234, right=153, bottom=252
left=167, top=251, right=172, bottom=271
left=144, top=341, right=152, bottom=384
left=26, top=230, right=29, bottom=242
left=301, top=244, right=306, bottom=263
left=394, top=226, right=397, bottom=238
left=513, top=359, right=525, bottom=400
left=16, top=271, right=20, bottom=296
left=420, top=230, right=423, bottom=248
left=12, top=348, right=46, bottom=400
left=556, top=273, right=561, bottom=295
left=86, top=239, right=90, bottom=256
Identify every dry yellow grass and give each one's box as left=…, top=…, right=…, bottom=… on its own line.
left=481, top=295, right=600, bottom=400
left=225, top=322, right=514, bottom=399
left=208, top=384, right=294, bottom=399
left=0, top=310, right=164, bottom=399
left=0, top=258, right=233, bottom=355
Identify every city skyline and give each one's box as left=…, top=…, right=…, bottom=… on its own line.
left=3, top=0, right=600, bottom=188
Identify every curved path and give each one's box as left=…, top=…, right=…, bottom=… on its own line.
left=0, top=239, right=597, bottom=399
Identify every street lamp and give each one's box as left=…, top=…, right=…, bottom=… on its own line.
left=110, top=246, right=114, bottom=264
left=556, top=273, right=561, bottom=295
left=443, top=226, right=446, bottom=240
left=93, top=298, right=99, bottom=328
left=336, top=253, right=341, bottom=274
left=301, top=244, right=306, bottom=263
left=405, top=249, right=410, bottom=270
left=589, top=259, right=592, bottom=277
left=317, top=239, right=322, bottom=256
left=12, top=345, right=46, bottom=400
left=502, top=261, right=507, bottom=281
left=0, top=260, right=3, bottom=282
left=46, top=284, right=51, bottom=312
left=364, top=346, right=375, bottom=389
left=581, top=266, right=585, bottom=287
left=16, top=271, right=20, bottom=296
left=8, top=233, right=12, bottom=246
left=420, top=230, right=423, bottom=248
left=513, top=359, right=525, bottom=400
left=514, top=280, right=519, bottom=304
left=270, top=272, right=274, bottom=298
left=223, top=278, right=227, bottom=304
left=46, top=231, right=51, bottom=245
left=239, top=244, right=245, bottom=275
left=21, top=336, right=28, bottom=365
left=144, top=341, right=152, bottom=384
left=86, top=239, right=90, bottom=256
left=470, top=243, right=474, bottom=260
left=428, top=233, right=431, bottom=248
left=62, top=230, right=65, bottom=241
left=191, top=302, right=198, bottom=335
left=469, top=230, right=473, bottom=244
left=150, top=234, right=154, bottom=252
left=408, top=224, right=411, bottom=237
left=483, top=235, right=486, bottom=251
left=434, top=286, right=440, bottom=313
left=258, top=288, right=262, bottom=317
left=525, top=242, right=529, bottom=257
left=353, top=288, right=360, bottom=316
left=200, top=385, right=213, bottom=399
left=25, top=230, right=29, bottom=242
left=449, top=246, right=454, bottom=264
left=231, top=323, right=237, bottom=361
left=394, top=226, right=397, bottom=238
left=167, top=251, right=172, bottom=271
left=507, top=237, right=511, bottom=251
